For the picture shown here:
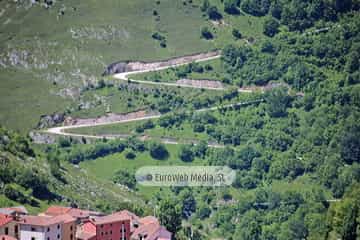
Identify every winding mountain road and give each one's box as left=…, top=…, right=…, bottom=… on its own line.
left=44, top=52, right=262, bottom=145
left=44, top=100, right=263, bottom=146
left=113, top=54, right=252, bottom=92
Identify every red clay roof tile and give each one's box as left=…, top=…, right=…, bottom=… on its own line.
left=52, top=214, right=76, bottom=224
left=0, top=214, right=12, bottom=227
left=90, top=213, right=129, bottom=225
left=21, top=215, right=64, bottom=226
left=45, top=206, right=71, bottom=216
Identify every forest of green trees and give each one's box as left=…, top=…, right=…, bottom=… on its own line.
left=0, top=0, right=359, bottom=239
left=139, top=1, right=360, bottom=238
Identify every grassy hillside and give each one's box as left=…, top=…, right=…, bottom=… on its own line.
left=1, top=0, right=360, bottom=239
left=79, top=144, right=208, bottom=199
left=54, top=8, right=360, bottom=239
left=0, top=126, right=149, bottom=214
left=0, top=0, right=208, bottom=131
left=0, top=0, right=266, bottom=132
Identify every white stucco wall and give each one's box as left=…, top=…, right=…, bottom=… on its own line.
left=20, top=223, right=62, bottom=240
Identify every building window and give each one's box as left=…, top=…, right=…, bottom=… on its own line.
left=70, top=226, right=73, bottom=231
left=47, top=227, right=50, bottom=232
left=70, top=234, right=73, bottom=240
left=57, top=225, right=60, bottom=229
left=121, top=223, right=127, bottom=240
left=31, top=227, right=36, bottom=232
left=4, top=227, right=8, bottom=235
left=110, top=231, right=112, bottom=234
left=31, top=237, right=35, bottom=240
left=15, top=225, right=18, bottom=233
left=57, top=234, right=60, bottom=239
left=47, top=237, right=50, bottom=240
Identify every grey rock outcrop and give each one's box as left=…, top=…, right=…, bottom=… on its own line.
left=29, top=131, right=57, bottom=144
left=37, top=113, right=65, bottom=129
left=102, top=61, right=130, bottom=76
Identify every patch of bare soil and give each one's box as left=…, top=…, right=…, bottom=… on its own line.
left=210, top=20, right=229, bottom=27
left=64, top=110, right=157, bottom=126
left=176, top=79, right=224, bottom=89
left=103, top=50, right=220, bottom=76
left=126, top=50, right=221, bottom=72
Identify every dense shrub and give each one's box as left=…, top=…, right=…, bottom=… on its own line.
left=232, top=29, right=242, bottom=39
left=201, top=26, right=214, bottom=40
left=207, top=6, right=222, bottom=20
left=241, top=0, right=270, bottom=16
left=264, top=87, right=292, bottom=118
left=152, top=32, right=165, bottom=41
left=263, top=17, right=280, bottom=37
left=4, top=185, right=28, bottom=204
left=113, top=169, right=136, bottom=189
left=179, top=145, right=195, bottom=162
left=149, top=142, right=168, bottom=160
left=125, top=150, right=136, bottom=159
left=224, top=0, right=240, bottom=14
left=66, top=139, right=126, bottom=164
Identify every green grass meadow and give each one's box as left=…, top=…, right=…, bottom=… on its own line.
left=79, top=144, right=207, bottom=198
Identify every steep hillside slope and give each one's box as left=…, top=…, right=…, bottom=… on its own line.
left=0, top=0, right=266, bottom=132
left=0, top=0, right=209, bottom=131
left=0, top=126, right=148, bottom=214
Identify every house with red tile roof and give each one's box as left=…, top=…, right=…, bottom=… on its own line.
left=44, top=206, right=103, bottom=223
left=113, top=210, right=140, bottom=234
left=0, top=206, right=28, bottom=217
left=19, top=215, right=66, bottom=240
left=76, top=222, right=96, bottom=240
left=0, top=214, right=19, bottom=240
left=0, top=205, right=172, bottom=240
left=130, top=216, right=171, bottom=240
left=39, top=211, right=77, bottom=240
left=111, top=211, right=171, bottom=240
left=44, top=206, right=71, bottom=216
left=9, top=207, right=27, bottom=215
left=76, top=213, right=131, bottom=240
left=53, top=214, right=76, bottom=240
left=67, top=209, right=103, bottom=221
left=0, top=214, right=13, bottom=230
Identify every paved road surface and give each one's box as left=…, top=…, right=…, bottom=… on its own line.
left=44, top=52, right=262, bottom=146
